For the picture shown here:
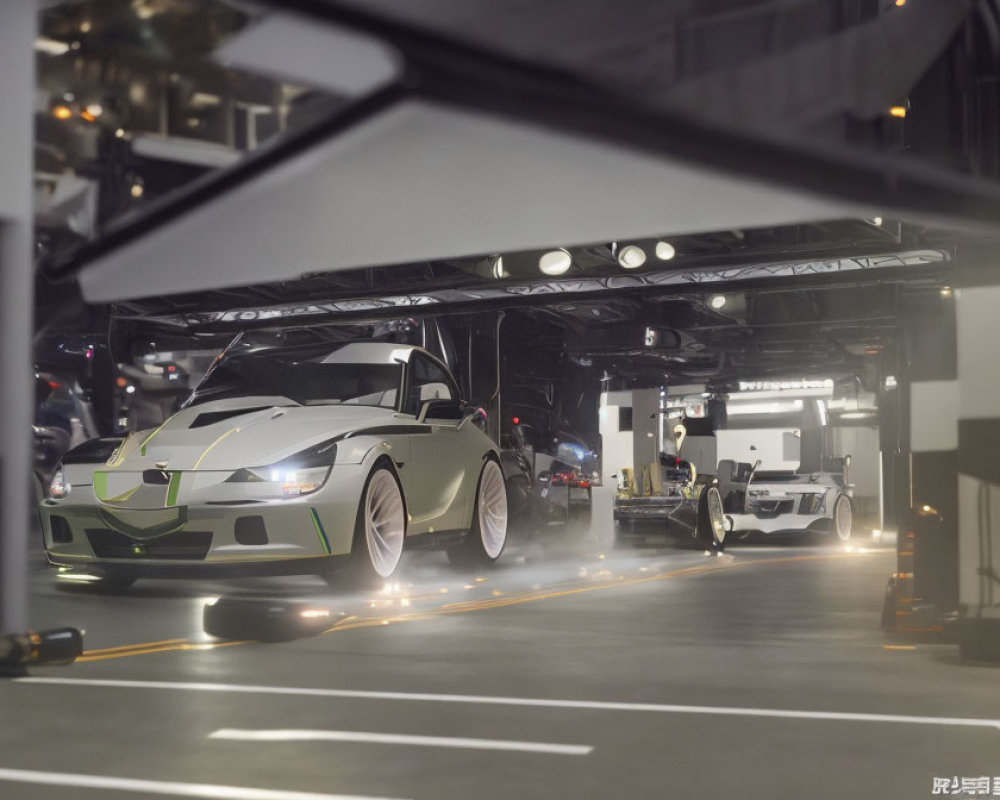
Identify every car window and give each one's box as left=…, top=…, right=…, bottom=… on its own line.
left=188, top=351, right=403, bottom=408
left=403, top=355, right=456, bottom=415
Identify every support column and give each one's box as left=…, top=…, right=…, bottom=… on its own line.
left=904, top=294, right=959, bottom=615
left=0, top=1, right=36, bottom=636
left=955, top=265, right=1000, bottom=656
left=631, top=388, right=660, bottom=494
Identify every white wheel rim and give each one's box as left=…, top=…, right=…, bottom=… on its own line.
left=364, top=470, right=405, bottom=578
left=478, top=461, right=508, bottom=559
left=835, top=496, right=852, bottom=541
left=706, top=487, right=726, bottom=545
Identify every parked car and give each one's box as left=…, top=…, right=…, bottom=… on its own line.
left=717, top=457, right=854, bottom=541
left=40, top=342, right=508, bottom=591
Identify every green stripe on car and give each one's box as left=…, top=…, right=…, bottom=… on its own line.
left=309, top=508, right=331, bottom=555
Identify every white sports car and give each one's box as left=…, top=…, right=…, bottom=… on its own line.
left=40, top=342, right=508, bottom=590
left=717, top=458, right=854, bottom=541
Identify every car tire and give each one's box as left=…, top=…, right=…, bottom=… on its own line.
left=447, top=458, right=508, bottom=568
left=833, top=494, right=853, bottom=542
left=338, top=462, right=406, bottom=586
left=696, top=486, right=727, bottom=550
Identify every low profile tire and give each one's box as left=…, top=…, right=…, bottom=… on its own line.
left=833, top=494, right=853, bottom=542
left=336, top=462, right=406, bottom=586
left=696, top=486, right=727, bottom=549
left=447, top=458, right=508, bottom=568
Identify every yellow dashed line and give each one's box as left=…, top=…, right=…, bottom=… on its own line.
left=76, top=552, right=869, bottom=663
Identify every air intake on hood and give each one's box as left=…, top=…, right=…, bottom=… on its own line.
left=190, top=407, right=271, bottom=429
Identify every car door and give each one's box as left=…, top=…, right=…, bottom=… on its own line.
left=400, top=353, right=476, bottom=535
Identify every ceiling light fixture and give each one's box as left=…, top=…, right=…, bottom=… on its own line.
left=617, top=245, right=646, bottom=269
left=940, top=286, right=952, bottom=298
left=654, top=240, right=676, bottom=261
left=538, top=249, right=572, bottom=276
left=709, top=294, right=727, bottom=310
left=34, top=37, right=71, bottom=56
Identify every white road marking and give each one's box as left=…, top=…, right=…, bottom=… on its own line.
left=0, top=768, right=404, bottom=800
left=17, top=676, right=1000, bottom=732
left=210, top=728, right=592, bottom=755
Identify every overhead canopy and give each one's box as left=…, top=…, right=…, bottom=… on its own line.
left=65, top=0, right=1000, bottom=304
left=78, top=98, right=869, bottom=303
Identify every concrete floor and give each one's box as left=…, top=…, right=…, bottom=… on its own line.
left=2, top=489, right=997, bottom=799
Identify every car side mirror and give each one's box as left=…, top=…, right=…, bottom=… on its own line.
left=417, top=398, right=463, bottom=423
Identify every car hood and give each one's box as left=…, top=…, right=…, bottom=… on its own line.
left=111, top=396, right=398, bottom=472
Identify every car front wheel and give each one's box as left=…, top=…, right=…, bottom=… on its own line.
left=334, top=463, right=406, bottom=586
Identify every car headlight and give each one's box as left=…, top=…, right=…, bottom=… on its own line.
left=226, top=439, right=338, bottom=498
left=49, top=468, right=70, bottom=499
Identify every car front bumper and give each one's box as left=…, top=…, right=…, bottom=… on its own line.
left=39, top=465, right=367, bottom=574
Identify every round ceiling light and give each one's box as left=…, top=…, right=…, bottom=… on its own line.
left=617, top=245, right=647, bottom=269
left=654, top=240, right=676, bottom=260
left=709, top=294, right=727, bottom=310
left=538, top=249, right=572, bottom=276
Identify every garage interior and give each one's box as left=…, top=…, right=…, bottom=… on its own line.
left=3, top=1, right=1000, bottom=798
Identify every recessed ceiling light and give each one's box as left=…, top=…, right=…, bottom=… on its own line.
left=654, top=241, right=676, bottom=261
left=617, top=245, right=646, bottom=269
left=709, top=294, right=726, bottom=310
left=538, top=249, right=572, bottom=276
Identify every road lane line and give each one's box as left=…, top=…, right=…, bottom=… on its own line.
left=0, top=768, right=405, bottom=800
left=17, top=677, right=1000, bottom=732
left=42, top=551, right=870, bottom=663
left=82, top=639, right=189, bottom=655
left=210, top=728, right=592, bottom=755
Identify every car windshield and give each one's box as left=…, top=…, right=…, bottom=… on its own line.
left=186, top=351, right=402, bottom=408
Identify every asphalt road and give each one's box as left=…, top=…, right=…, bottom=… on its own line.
left=3, top=490, right=997, bottom=800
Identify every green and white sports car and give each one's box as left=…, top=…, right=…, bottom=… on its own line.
left=40, top=342, right=508, bottom=591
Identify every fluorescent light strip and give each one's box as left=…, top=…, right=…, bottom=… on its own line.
left=727, top=400, right=803, bottom=416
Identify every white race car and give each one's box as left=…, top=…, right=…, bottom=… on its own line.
left=717, top=458, right=854, bottom=541
left=40, top=342, right=508, bottom=590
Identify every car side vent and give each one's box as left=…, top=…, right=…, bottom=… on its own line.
left=190, top=407, right=271, bottom=429
left=50, top=515, right=73, bottom=544
left=234, top=516, right=268, bottom=546
left=143, top=469, right=171, bottom=485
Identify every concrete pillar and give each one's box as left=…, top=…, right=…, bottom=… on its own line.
left=0, top=1, right=36, bottom=635
left=632, top=388, right=660, bottom=493
left=905, top=295, right=959, bottom=613
left=955, top=269, right=1000, bottom=653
